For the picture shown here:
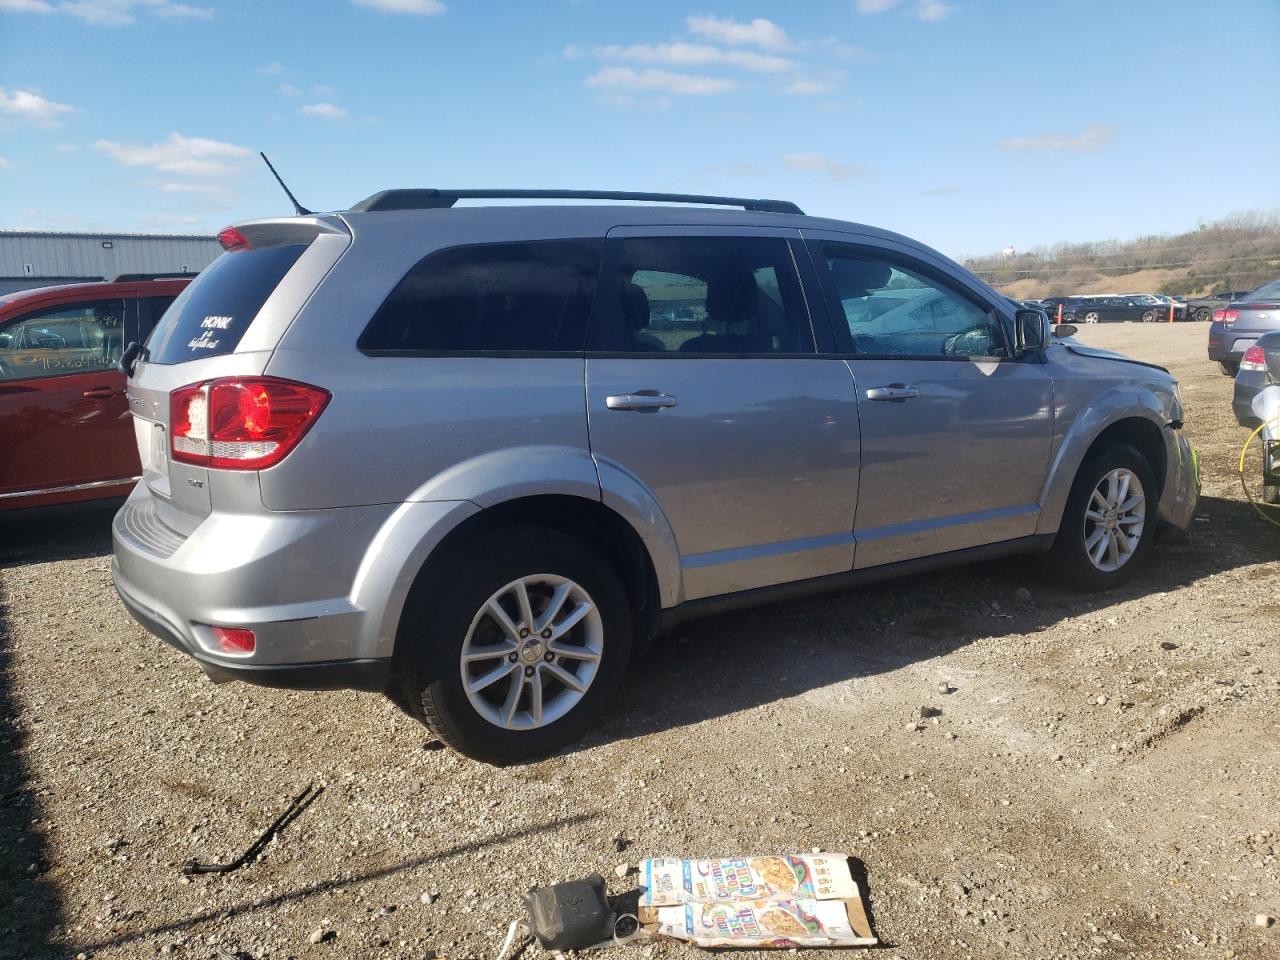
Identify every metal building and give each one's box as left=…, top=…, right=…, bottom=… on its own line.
left=0, top=230, right=221, bottom=295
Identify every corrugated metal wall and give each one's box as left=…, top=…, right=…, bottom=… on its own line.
left=0, top=231, right=221, bottom=294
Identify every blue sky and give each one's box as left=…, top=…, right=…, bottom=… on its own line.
left=1, top=0, right=1277, bottom=258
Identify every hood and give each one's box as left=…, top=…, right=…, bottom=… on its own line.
left=1057, top=338, right=1171, bottom=375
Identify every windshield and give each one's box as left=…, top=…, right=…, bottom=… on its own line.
left=1244, top=279, right=1280, bottom=301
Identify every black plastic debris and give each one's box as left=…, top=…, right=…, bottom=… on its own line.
left=524, top=874, right=615, bottom=951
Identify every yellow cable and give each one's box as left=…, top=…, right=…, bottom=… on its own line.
left=1237, top=416, right=1280, bottom=528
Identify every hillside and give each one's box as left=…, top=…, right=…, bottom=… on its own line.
left=962, top=211, right=1280, bottom=301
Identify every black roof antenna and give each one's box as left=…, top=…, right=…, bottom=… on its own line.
left=259, top=152, right=313, bottom=216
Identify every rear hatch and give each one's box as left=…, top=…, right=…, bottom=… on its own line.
left=127, top=217, right=349, bottom=531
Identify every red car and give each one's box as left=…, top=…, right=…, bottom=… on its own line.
left=0, top=276, right=192, bottom=511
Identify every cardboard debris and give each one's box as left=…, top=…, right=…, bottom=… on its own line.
left=636, top=855, right=876, bottom=948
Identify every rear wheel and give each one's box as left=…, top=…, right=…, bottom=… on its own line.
left=1194, top=307, right=1211, bottom=322
left=1044, top=444, right=1156, bottom=592
left=1219, top=361, right=1239, bottom=376
left=1141, top=310, right=1156, bottom=323
left=1265, top=443, right=1280, bottom=505
left=394, top=526, right=631, bottom=764
left=1085, top=311, right=1101, bottom=324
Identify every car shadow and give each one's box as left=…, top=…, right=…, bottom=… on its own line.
left=0, top=503, right=118, bottom=568
left=0, top=577, right=66, bottom=955
left=583, top=493, right=1274, bottom=752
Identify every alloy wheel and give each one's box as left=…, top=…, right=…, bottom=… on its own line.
left=459, top=574, right=603, bottom=730
left=1086, top=311, right=1100, bottom=323
left=1082, top=468, right=1146, bottom=572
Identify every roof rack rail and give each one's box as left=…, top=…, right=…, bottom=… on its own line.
left=110, top=271, right=198, bottom=282
left=348, top=189, right=804, bottom=216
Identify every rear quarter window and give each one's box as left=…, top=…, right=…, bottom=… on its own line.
left=358, top=239, right=603, bottom=354
left=144, top=244, right=307, bottom=363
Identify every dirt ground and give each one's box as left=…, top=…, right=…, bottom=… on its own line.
left=1, top=324, right=1276, bottom=960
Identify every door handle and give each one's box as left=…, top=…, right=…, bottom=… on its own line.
left=82, top=386, right=125, bottom=400
left=865, top=383, right=920, bottom=402
left=605, top=391, right=678, bottom=411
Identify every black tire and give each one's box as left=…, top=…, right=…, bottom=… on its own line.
left=1141, top=310, right=1155, bottom=323
left=393, top=526, right=632, bottom=765
left=1264, top=482, right=1280, bottom=506
left=1219, top=361, right=1239, bottom=376
left=1194, top=307, right=1210, bottom=322
left=1043, top=444, right=1158, bottom=592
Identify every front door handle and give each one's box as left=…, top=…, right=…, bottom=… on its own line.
left=865, top=383, right=920, bottom=402
left=605, top=391, right=678, bottom=411
left=82, top=386, right=125, bottom=400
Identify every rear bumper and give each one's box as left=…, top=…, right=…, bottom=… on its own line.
left=1233, top=371, right=1268, bottom=427
left=114, top=575, right=389, bottom=691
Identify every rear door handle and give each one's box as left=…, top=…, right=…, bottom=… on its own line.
left=605, top=391, right=678, bottom=411
left=82, top=386, right=125, bottom=400
left=865, top=383, right=920, bottom=402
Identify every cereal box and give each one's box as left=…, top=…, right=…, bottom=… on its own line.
left=637, top=855, right=876, bottom=949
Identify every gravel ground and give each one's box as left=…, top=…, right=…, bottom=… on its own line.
left=1, top=323, right=1276, bottom=960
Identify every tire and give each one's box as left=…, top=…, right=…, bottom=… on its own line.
left=1194, top=307, right=1210, bottom=322
left=393, top=526, right=632, bottom=765
left=1266, top=444, right=1280, bottom=505
left=1044, top=444, right=1158, bottom=592
left=1219, top=361, right=1239, bottom=376
left=1085, top=311, right=1101, bottom=324
left=1264, top=482, right=1280, bottom=505
left=1141, top=310, right=1155, bottom=323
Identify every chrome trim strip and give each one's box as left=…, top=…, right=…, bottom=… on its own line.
left=0, top=476, right=140, bottom=501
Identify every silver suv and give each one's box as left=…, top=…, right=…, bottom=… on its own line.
left=112, top=189, right=1199, bottom=763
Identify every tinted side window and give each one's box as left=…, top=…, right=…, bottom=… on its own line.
left=0, top=299, right=125, bottom=382
left=359, top=240, right=603, bottom=353
left=143, top=295, right=177, bottom=339
left=592, top=236, right=813, bottom=355
left=823, top=245, right=1005, bottom=358
left=146, top=244, right=308, bottom=364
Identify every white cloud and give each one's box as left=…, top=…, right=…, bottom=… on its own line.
left=352, top=0, right=445, bottom=14
left=585, top=66, right=738, bottom=96
left=855, top=0, right=902, bottom=12
left=0, top=88, right=76, bottom=127
left=784, top=78, right=835, bottom=96
left=915, top=1, right=950, bottom=21
left=563, top=43, right=584, bottom=60
left=50, top=1, right=212, bottom=25
left=593, top=42, right=795, bottom=73
left=782, top=153, right=874, bottom=180
left=278, top=83, right=301, bottom=97
left=999, top=124, right=1115, bottom=153
left=686, top=15, right=790, bottom=50
left=94, top=132, right=252, bottom=176
left=923, top=184, right=965, bottom=195
left=55, top=142, right=79, bottom=152
left=300, top=101, right=349, bottom=120
left=136, top=213, right=202, bottom=228
left=256, top=61, right=284, bottom=75
left=0, top=0, right=54, bottom=12
left=0, top=156, right=8, bottom=168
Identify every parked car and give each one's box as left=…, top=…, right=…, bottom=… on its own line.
left=1207, top=279, right=1280, bottom=375
left=1186, top=290, right=1254, bottom=323
left=1124, top=294, right=1185, bottom=321
left=1069, top=295, right=1164, bottom=324
left=1233, top=331, right=1280, bottom=503
left=111, top=190, right=1199, bottom=763
left=1039, top=296, right=1078, bottom=322
left=0, top=275, right=192, bottom=511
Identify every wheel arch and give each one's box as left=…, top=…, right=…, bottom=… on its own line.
left=1037, top=406, right=1171, bottom=537
left=392, top=494, right=668, bottom=667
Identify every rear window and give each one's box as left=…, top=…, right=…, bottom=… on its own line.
left=144, top=244, right=307, bottom=363
left=358, top=239, right=603, bottom=354
left=1246, top=280, right=1280, bottom=301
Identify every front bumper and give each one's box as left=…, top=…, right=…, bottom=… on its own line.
left=1155, top=430, right=1199, bottom=542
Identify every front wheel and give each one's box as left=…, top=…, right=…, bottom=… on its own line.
left=1044, top=444, right=1157, bottom=591
left=1194, top=307, right=1210, bottom=322
left=1085, top=311, right=1101, bottom=324
left=394, top=527, right=632, bottom=764
left=1141, top=310, right=1156, bottom=323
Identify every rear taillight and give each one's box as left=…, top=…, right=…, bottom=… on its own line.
left=1213, top=308, right=1239, bottom=325
left=217, top=226, right=251, bottom=252
left=1240, top=345, right=1267, bottom=372
left=170, top=377, right=330, bottom=470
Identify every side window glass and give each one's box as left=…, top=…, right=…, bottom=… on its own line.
left=599, top=236, right=813, bottom=355
left=823, top=246, right=1005, bottom=358
left=0, top=299, right=125, bottom=382
left=143, top=296, right=177, bottom=339
left=359, top=240, right=603, bottom=353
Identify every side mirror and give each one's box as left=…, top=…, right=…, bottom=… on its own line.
left=1054, top=324, right=1078, bottom=338
left=1014, top=309, right=1048, bottom=355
